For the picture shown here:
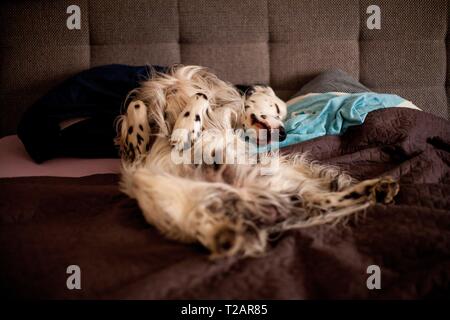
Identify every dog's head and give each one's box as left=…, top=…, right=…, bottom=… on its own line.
left=240, top=85, right=287, bottom=144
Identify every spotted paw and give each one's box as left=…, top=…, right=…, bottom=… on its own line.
left=122, top=100, right=151, bottom=162
left=372, top=176, right=400, bottom=204
left=170, top=93, right=209, bottom=152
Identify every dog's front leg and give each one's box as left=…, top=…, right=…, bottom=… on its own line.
left=170, top=93, right=209, bottom=151
left=117, top=100, right=151, bottom=166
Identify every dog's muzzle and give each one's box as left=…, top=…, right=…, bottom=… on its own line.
left=250, top=113, right=287, bottom=143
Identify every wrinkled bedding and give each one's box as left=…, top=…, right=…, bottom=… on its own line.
left=0, top=108, right=449, bottom=299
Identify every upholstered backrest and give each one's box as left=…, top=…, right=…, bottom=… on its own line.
left=0, top=0, right=448, bottom=136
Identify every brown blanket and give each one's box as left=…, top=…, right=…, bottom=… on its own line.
left=1, top=108, right=449, bottom=299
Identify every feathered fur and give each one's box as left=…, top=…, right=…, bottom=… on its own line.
left=116, top=65, right=399, bottom=258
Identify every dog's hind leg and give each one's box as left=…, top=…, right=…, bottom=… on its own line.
left=268, top=177, right=399, bottom=233
left=299, top=176, right=400, bottom=215
left=127, top=167, right=260, bottom=258
left=331, top=176, right=399, bottom=206
left=287, top=155, right=355, bottom=191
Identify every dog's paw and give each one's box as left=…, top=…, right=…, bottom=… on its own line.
left=122, top=100, right=151, bottom=162
left=372, top=176, right=400, bottom=204
left=330, top=176, right=400, bottom=208
left=170, top=128, right=194, bottom=152
left=210, top=225, right=243, bottom=259
left=170, top=93, right=209, bottom=151
left=170, top=119, right=201, bottom=152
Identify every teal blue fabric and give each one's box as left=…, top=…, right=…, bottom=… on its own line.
left=260, top=92, right=407, bottom=152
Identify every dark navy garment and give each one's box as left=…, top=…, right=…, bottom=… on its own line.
left=18, top=64, right=168, bottom=163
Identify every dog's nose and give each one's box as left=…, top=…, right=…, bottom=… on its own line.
left=278, top=127, right=287, bottom=141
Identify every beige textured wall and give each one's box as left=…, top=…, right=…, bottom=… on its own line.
left=0, top=0, right=448, bottom=136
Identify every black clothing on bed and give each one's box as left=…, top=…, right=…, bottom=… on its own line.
left=17, top=64, right=167, bottom=163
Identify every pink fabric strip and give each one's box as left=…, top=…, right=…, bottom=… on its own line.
left=0, top=135, right=120, bottom=178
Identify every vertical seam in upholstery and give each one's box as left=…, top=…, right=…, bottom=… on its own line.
left=446, top=0, right=449, bottom=118
left=87, top=0, right=91, bottom=68
left=177, top=0, right=182, bottom=64
left=358, top=0, right=361, bottom=83
left=267, top=0, right=271, bottom=87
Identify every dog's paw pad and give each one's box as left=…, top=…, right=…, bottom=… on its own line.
left=210, top=226, right=242, bottom=258
left=373, top=177, right=399, bottom=204
left=122, top=100, right=151, bottom=161
left=170, top=129, right=190, bottom=151
left=171, top=96, right=207, bottom=151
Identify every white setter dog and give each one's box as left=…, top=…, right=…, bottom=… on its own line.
left=116, top=65, right=399, bottom=258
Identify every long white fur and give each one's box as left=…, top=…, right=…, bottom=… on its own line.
left=116, top=65, right=399, bottom=258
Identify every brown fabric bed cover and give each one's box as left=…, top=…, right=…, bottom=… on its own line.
left=1, top=108, right=449, bottom=299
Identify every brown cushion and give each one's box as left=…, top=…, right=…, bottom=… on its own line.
left=291, top=69, right=371, bottom=99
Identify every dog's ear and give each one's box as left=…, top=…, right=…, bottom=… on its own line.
left=234, top=85, right=253, bottom=97
left=245, top=86, right=256, bottom=97
left=235, top=84, right=274, bottom=98
left=252, top=84, right=276, bottom=97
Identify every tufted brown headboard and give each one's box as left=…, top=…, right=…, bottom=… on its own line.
left=0, top=0, right=448, bottom=137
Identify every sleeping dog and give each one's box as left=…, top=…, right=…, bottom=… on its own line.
left=116, top=65, right=399, bottom=258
